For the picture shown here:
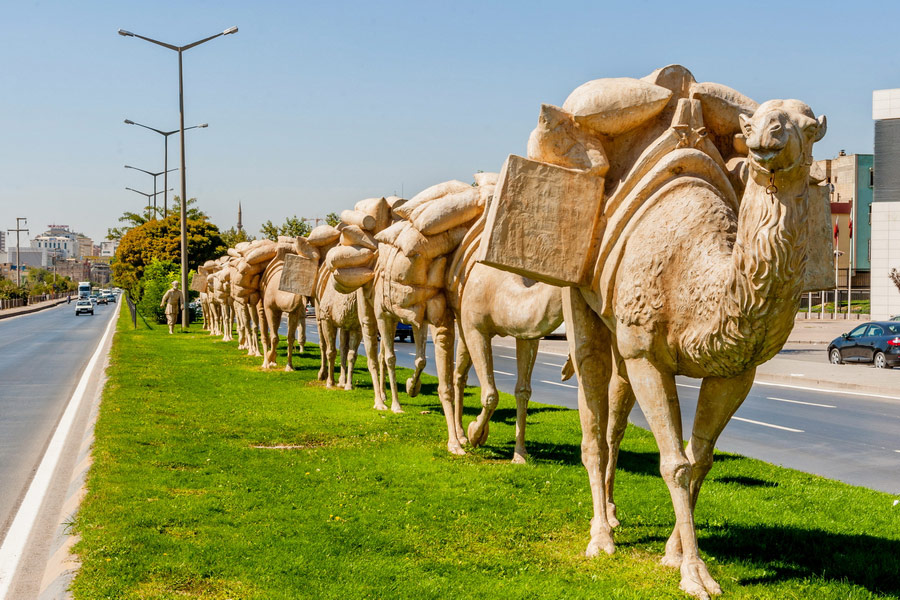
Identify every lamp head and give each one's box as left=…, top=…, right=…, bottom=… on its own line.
left=124, top=119, right=134, bottom=125
left=199, top=123, right=209, bottom=128
left=223, top=26, right=238, bottom=35
left=118, top=29, right=134, bottom=37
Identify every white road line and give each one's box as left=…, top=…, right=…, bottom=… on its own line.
left=732, top=416, right=804, bottom=433
left=895, top=450, right=900, bottom=454
left=540, top=362, right=565, bottom=368
left=407, top=353, right=417, bottom=357
left=494, top=354, right=516, bottom=360
left=676, top=383, right=701, bottom=389
left=494, top=370, right=514, bottom=376
left=754, top=380, right=900, bottom=402
left=767, top=396, right=836, bottom=409
left=0, top=305, right=119, bottom=598
left=540, top=379, right=578, bottom=389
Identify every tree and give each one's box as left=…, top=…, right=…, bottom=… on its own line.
left=114, top=213, right=225, bottom=289
left=107, top=208, right=154, bottom=240
left=260, top=215, right=311, bottom=241
left=137, top=259, right=180, bottom=322
left=325, top=212, right=341, bottom=227
left=890, top=268, right=900, bottom=293
left=220, top=226, right=255, bottom=248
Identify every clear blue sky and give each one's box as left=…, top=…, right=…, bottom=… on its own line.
left=1, top=0, right=898, bottom=244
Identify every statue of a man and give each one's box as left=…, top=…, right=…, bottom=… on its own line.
left=160, top=280, right=184, bottom=334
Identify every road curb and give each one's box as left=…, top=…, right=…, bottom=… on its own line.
left=0, top=299, right=68, bottom=320
left=754, top=372, right=900, bottom=399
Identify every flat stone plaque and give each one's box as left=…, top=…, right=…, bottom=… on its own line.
left=279, top=253, right=318, bottom=296
left=190, top=273, right=207, bottom=293
left=478, top=154, right=606, bottom=287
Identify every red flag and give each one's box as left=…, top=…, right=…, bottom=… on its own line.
left=833, top=220, right=839, bottom=243
left=849, top=217, right=853, bottom=239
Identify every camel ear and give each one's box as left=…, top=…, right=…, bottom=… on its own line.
left=814, top=115, right=827, bottom=142
left=738, top=113, right=752, bottom=137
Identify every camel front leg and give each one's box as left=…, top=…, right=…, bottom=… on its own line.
left=623, top=355, right=720, bottom=600
left=465, top=325, right=499, bottom=450
left=376, top=314, right=402, bottom=413
left=248, top=301, right=262, bottom=357
left=357, top=287, right=387, bottom=410
left=430, top=319, right=465, bottom=455
left=297, top=301, right=307, bottom=352
left=257, top=304, right=270, bottom=367
left=405, top=325, right=427, bottom=397
left=222, top=302, right=233, bottom=341
left=512, top=338, right=539, bottom=464
left=453, top=328, right=472, bottom=445
left=562, top=287, right=614, bottom=557
left=285, top=309, right=301, bottom=372
left=663, top=369, right=755, bottom=571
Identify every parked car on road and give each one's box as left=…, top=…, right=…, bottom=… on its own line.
left=395, top=322, right=412, bottom=342
left=97, top=295, right=108, bottom=305
left=75, top=300, right=94, bottom=316
left=306, top=303, right=315, bottom=318
left=827, top=321, right=900, bottom=368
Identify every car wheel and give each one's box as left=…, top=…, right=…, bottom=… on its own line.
left=829, top=348, right=843, bottom=365
left=874, top=352, right=888, bottom=369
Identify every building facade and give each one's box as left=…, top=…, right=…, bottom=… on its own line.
left=870, top=89, right=900, bottom=319
left=31, top=225, right=81, bottom=260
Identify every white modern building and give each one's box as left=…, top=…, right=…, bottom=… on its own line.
left=870, top=89, right=900, bottom=319
left=100, top=240, right=119, bottom=257
left=0, top=231, right=5, bottom=253
left=31, top=225, right=81, bottom=260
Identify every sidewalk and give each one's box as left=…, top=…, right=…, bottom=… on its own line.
left=517, top=318, right=899, bottom=400
left=0, top=297, right=70, bottom=320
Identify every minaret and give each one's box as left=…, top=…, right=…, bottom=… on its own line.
left=237, top=202, right=243, bottom=232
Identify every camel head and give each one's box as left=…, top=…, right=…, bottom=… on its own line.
left=739, top=99, right=826, bottom=176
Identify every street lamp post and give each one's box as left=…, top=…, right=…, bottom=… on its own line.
left=7, top=218, right=28, bottom=287
left=119, top=25, right=237, bottom=330
left=125, top=187, right=173, bottom=218
left=123, top=120, right=207, bottom=216
left=125, top=165, right=177, bottom=218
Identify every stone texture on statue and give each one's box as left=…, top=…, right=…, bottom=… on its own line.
left=479, top=65, right=829, bottom=599
left=159, top=281, right=184, bottom=335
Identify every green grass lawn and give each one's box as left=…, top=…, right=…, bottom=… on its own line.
left=72, top=309, right=900, bottom=599
left=806, top=299, right=871, bottom=314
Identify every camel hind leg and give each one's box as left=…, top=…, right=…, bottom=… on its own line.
left=465, top=325, right=498, bottom=449
left=262, top=306, right=281, bottom=369
left=405, top=325, right=427, bottom=397
left=511, top=338, right=539, bottom=464
left=285, top=309, right=301, bottom=372
left=321, top=319, right=338, bottom=387
left=341, top=328, right=360, bottom=391
left=356, top=287, right=387, bottom=410
left=453, top=330, right=473, bottom=445
left=605, top=352, right=636, bottom=528
left=430, top=318, right=465, bottom=455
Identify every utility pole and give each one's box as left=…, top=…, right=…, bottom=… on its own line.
left=7, top=218, right=28, bottom=287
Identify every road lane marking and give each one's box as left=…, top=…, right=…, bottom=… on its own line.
left=540, top=362, right=565, bottom=368
left=754, top=380, right=900, bottom=402
left=407, top=353, right=417, bottom=356
left=0, top=305, right=120, bottom=598
left=732, top=416, right=804, bottom=433
left=767, top=396, right=835, bottom=409
left=676, top=383, right=701, bottom=389
left=540, top=379, right=578, bottom=389
left=494, top=370, right=514, bottom=376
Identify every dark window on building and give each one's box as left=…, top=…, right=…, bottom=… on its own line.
left=870, top=167, right=874, bottom=188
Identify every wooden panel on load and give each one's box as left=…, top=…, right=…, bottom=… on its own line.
left=190, top=273, right=207, bottom=293
left=478, top=155, right=606, bottom=287
left=802, top=183, right=835, bottom=292
left=278, top=253, right=318, bottom=297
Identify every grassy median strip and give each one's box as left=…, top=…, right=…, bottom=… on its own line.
left=72, top=308, right=900, bottom=599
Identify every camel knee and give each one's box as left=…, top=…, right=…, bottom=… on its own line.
left=660, top=456, right=692, bottom=488
left=514, top=385, right=532, bottom=404
left=687, top=439, right=715, bottom=479
left=480, top=388, right=499, bottom=410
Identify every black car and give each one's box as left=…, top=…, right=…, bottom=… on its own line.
left=827, top=321, right=900, bottom=368
left=395, top=322, right=413, bottom=342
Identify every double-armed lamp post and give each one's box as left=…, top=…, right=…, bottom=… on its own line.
left=123, top=121, right=207, bottom=216
left=125, top=186, right=173, bottom=218
left=125, top=165, right=177, bottom=218
left=119, top=25, right=237, bottom=329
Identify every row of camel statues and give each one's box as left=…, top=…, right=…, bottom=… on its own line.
left=192, top=65, right=830, bottom=599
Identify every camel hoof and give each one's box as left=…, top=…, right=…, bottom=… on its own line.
left=373, top=402, right=389, bottom=411
left=447, top=443, right=466, bottom=456
left=680, top=559, right=720, bottom=599
left=405, top=377, right=421, bottom=397
left=467, top=420, right=490, bottom=447
left=585, top=534, right=615, bottom=557
left=661, top=551, right=683, bottom=569
left=391, top=405, right=405, bottom=414
left=284, top=365, right=294, bottom=373
left=343, top=384, right=353, bottom=391
left=606, top=503, right=620, bottom=528
left=511, top=452, right=528, bottom=465
left=326, top=382, right=336, bottom=389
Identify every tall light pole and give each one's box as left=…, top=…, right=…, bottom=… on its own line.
left=125, top=187, right=173, bottom=218
left=119, top=25, right=237, bottom=329
left=123, top=120, right=207, bottom=216
left=125, top=165, right=177, bottom=218
left=7, top=218, right=28, bottom=287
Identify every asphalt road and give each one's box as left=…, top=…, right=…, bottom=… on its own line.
left=0, top=301, right=118, bottom=538
left=294, top=318, right=900, bottom=495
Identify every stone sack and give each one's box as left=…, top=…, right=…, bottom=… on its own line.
left=689, top=82, right=758, bottom=138
left=326, top=244, right=376, bottom=270
left=354, top=196, right=392, bottom=232
left=308, top=224, right=342, bottom=246
left=396, top=224, right=468, bottom=259
left=394, top=180, right=471, bottom=220
left=410, top=187, right=484, bottom=235
left=340, top=225, right=378, bottom=250
left=340, top=209, right=376, bottom=231
left=562, top=77, right=672, bottom=136
left=332, top=266, right=375, bottom=291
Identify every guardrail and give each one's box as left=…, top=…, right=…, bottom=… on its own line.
left=0, top=292, right=71, bottom=310
left=125, top=293, right=137, bottom=329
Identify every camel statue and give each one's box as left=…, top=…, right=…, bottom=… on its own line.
left=447, top=216, right=564, bottom=464
left=480, top=65, right=828, bottom=599
left=315, top=267, right=363, bottom=389
left=208, top=260, right=234, bottom=342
